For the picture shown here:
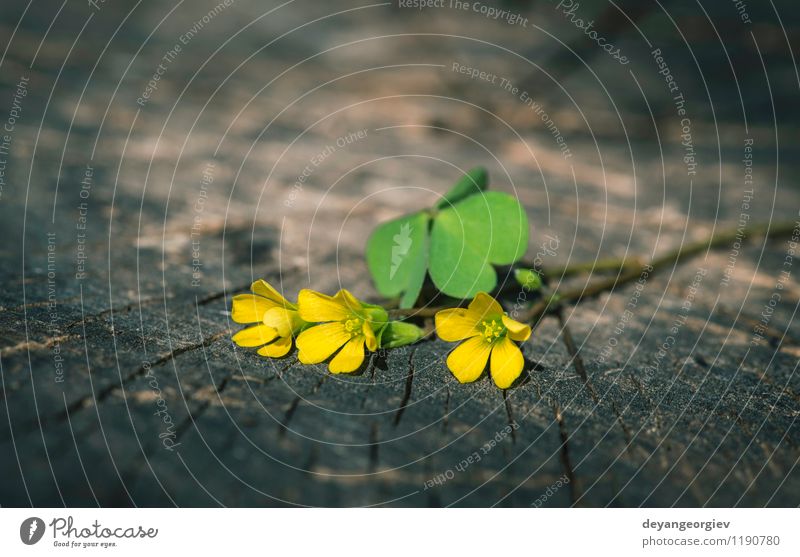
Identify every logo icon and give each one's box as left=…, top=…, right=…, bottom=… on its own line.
left=20, top=517, right=45, bottom=545
left=390, top=223, right=413, bottom=279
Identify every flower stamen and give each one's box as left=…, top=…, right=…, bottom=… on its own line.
left=344, top=316, right=364, bottom=338
left=481, top=318, right=505, bottom=343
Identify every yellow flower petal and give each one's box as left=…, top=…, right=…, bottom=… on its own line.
left=362, top=321, right=377, bottom=351
left=446, top=335, right=492, bottom=383
left=467, top=292, right=504, bottom=320
left=328, top=337, right=366, bottom=373
left=263, top=307, right=303, bottom=337
left=490, top=336, right=525, bottom=389
left=502, top=315, right=531, bottom=342
left=257, top=335, right=293, bottom=358
left=334, top=289, right=364, bottom=313
left=231, top=294, right=277, bottom=324
left=251, top=279, right=294, bottom=308
left=298, top=289, right=351, bottom=323
left=435, top=308, right=480, bottom=342
left=296, top=322, right=350, bottom=364
left=232, top=324, right=278, bottom=347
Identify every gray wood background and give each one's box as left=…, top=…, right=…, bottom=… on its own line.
left=0, top=0, right=798, bottom=506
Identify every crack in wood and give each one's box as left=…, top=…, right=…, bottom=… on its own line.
left=87, top=330, right=229, bottom=412
left=195, top=281, right=252, bottom=306
left=1, top=330, right=229, bottom=442
left=610, top=400, right=633, bottom=446
left=1, top=334, right=80, bottom=358
left=108, top=374, right=232, bottom=505
left=557, top=311, right=634, bottom=448
left=3, top=296, right=82, bottom=312
left=62, top=295, right=170, bottom=332
left=360, top=353, right=382, bottom=410
left=366, top=353, right=376, bottom=380
left=277, top=397, right=302, bottom=438
left=556, top=312, right=598, bottom=401
left=502, top=390, right=517, bottom=444
left=552, top=401, right=581, bottom=506
left=393, top=347, right=417, bottom=427
left=53, top=380, right=240, bottom=464
left=277, top=375, right=325, bottom=438
left=174, top=376, right=231, bottom=443
left=693, top=353, right=709, bottom=368
left=276, top=356, right=299, bottom=379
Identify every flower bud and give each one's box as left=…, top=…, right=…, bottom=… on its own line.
left=514, top=268, right=543, bottom=291
left=363, top=304, right=389, bottom=325
left=378, top=321, right=424, bottom=349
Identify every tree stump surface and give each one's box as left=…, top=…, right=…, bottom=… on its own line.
left=0, top=0, right=798, bottom=506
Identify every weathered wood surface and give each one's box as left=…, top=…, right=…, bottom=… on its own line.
left=0, top=0, right=798, bottom=506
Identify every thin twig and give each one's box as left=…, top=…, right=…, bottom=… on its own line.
left=537, top=256, right=644, bottom=279
left=390, top=220, right=799, bottom=324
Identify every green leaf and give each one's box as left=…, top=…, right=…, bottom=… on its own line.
left=435, top=167, right=489, bottom=209
left=398, top=239, right=428, bottom=309
left=378, top=321, right=424, bottom=349
left=366, top=211, right=429, bottom=307
left=429, top=191, right=529, bottom=299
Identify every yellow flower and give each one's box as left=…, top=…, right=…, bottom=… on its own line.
left=231, top=280, right=306, bottom=358
left=435, top=292, right=531, bottom=389
left=296, top=289, right=387, bottom=373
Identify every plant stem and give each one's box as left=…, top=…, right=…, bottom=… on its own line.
left=544, top=256, right=644, bottom=278
left=389, top=219, right=799, bottom=323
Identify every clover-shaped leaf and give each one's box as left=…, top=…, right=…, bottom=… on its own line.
left=366, top=167, right=529, bottom=305
left=435, top=166, right=488, bottom=209
left=429, top=191, right=528, bottom=298
left=366, top=211, right=429, bottom=308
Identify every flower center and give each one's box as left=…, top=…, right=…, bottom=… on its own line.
left=344, top=316, right=364, bottom=338
left=481, top=318, right=505, bottom=343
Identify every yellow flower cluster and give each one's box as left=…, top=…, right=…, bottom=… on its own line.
left=231, top=280, right=388, bottom=374
left=232, top=282, right=531, bottom=389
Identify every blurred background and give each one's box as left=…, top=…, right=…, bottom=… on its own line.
left=0, top=0, right=798, bottom=507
